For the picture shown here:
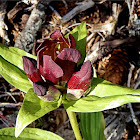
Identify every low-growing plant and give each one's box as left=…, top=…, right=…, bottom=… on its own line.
left=0, top=22, right=140, bottom=140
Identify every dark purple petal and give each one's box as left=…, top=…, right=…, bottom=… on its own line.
left=67, top=61, right=93, bottom=91
left=39, top=55, right=63, bottom=83
left=55, top=48, right=81, bottom=82
left=57, top=48, right=81, bottom=63
left=68, top=34, right=76, bottom=49
left=55, top=59, right=75, bottom=82
left=36, top=39, right=60, bottom=52
left=37, top=40, right=58, bottom=65
left=33, top=82, right=48, bottom=96
left=50, top=29, right=62, bottom=39
left=50, top=30, right=68, bottom=44
left=22, top=56, right=42, bottom=83
left=23, top=56, right=36, bottom=75
left=37, top=47, right=46, bottom=69
left=36, top=40, right=47, bottom=53
left=50, top=29, right=69, bottom=49
left=29, top=70, right=43, bottom=83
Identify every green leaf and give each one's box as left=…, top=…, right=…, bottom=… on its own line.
left=64, top=78, right=140, bottom=112
left=89, top=78, right=140, bottom=97
left=0, top=56, right=32, bottom=93
left=0, top=127, right=64, bottom=140
left=15, top=88, right=62, bottom=137
left=65, top=22, right=87, bottom=66
left=79, top=112, right=105, bottom=140
left=64, top=94, right=140, bottom=112
left=0, top=43, right=37, bottom=70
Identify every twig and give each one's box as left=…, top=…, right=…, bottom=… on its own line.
left=0, top=118, right=9, bottom=127
left=127, top=63, right=140, bottom=133
left=5, top=92, right=17, bottom=103
left=75, top=0, right=90, bottom=5
left=127, top=63, right=135, bottom=87
left=61, top=0, right=95, bottom=23
left=62, top=22, right=92, bottom=35
left=130, top=0, right=136, bottom=23
left=22, top=0, right=38, bottom=5
left=0, top=103, right=22, bottom=108
left=89, top=22, right=116, bottom=35
left=97, top=0, right=107, bottom=4
left=14, top=2, right=46, bottom=52
left=1, top=81, right=17, bottom=103
left=112, top=3, right=122, bottom=22
left=21, top=91, right=25, bottom=98
left=85, top=38, right=129, bottom=63
left=94, top=35, right=100, bottom=44
left=67, top=23, right=92, bottom=29
left=126, top=0, right=136, bottom=26
left=87, top=32, right=96, bottom=43
left=134, top=81, right=140, bottom=89
left=0, top=92, right=21, bottom=98
left=87, top=38, right=95, bottom=51
left=0, top=0, right=10, bottom=45
left=134, top=68, right=140, bottom=89
left=61, top=0, right=68, bottom=10
left=97, top=32, right=105, bottom=41
left=104, top=110, right=140, bottom=116
left=0, top=114, right=15, bottom=127
left=66, top=23, right=81, bottom=29
left=10, top=87, right=18, bottom=92
left=134, top=68, right=140, bottom=81
left=49, top=5, right=62, bottom=19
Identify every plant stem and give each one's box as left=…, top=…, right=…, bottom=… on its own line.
left=66, top=110, right=82, bottom=140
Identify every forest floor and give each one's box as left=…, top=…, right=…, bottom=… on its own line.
left=0, top=0, right=140, bottom=140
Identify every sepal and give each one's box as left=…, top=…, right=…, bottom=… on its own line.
left=38, top=85, right=61, bottom=102
left=33, top=82, right=48, bottom=96
left=66, top=88, right=84, bottom=100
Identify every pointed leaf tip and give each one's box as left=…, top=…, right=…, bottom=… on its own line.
left=15, top=89, right=62, bottom=138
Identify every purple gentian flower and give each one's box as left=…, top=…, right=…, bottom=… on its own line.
left=22, top=30, right=93, bottom=101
